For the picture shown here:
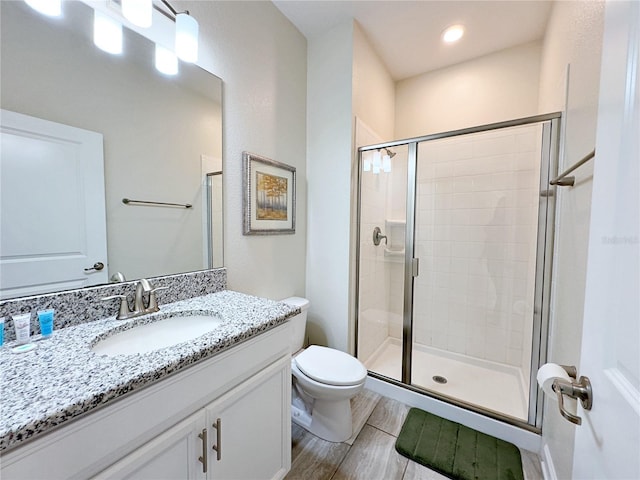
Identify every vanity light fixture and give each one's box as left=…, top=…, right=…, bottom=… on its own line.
left=155, top=43, right=179, bottom=75
left=122, top=0, right=153, bottom=28
left=159, top=0, right=199, bottom=63
left=25, top=0, right=61, bottom=17
left=175, top=12, right=199, bottom=62
left=25, top=0, right=200, bottom=72
left=93, top=10, right=123, bottom=55
left=442, top=24, right=465, bottom=44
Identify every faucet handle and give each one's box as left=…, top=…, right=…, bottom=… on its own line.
left=147, top=286, right=169, bottom=313
left=101, top=295, right=131, bottom=320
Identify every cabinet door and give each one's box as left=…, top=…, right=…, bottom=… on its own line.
left=93, top=410, right=207, bottom=480
left=206, top=356, right=291, bottom=480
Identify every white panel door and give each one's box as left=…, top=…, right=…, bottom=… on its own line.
left=572, top=1, right=640, bottom=478
left=0, top=109, right=108, bottom=298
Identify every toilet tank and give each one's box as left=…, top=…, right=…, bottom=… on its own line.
left=281, top=297, right=310, bottom=352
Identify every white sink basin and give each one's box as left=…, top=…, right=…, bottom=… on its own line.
left=92, top=313, right=224, bottom=356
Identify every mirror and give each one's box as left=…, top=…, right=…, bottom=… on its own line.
left=0, top=1, right=223, bottom=299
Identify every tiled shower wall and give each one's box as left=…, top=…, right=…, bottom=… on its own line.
left=412, top=124, right=542, bottom=375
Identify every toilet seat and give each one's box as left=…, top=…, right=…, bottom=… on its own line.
left=294, top=345, right=367, bottom=386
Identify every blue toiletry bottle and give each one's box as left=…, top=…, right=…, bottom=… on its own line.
left=37, top=309, right=55, bottom=338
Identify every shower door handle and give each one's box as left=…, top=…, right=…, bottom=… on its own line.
left=411, top=258, right=420, bottom=277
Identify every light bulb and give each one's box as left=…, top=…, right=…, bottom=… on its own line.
left=175, top=13, right=198, bottom=63
left=94, top=11, right=122, bottom=55
left=122, top=0, right=152, bottom=28
left=25, top=0, right=61, bottom=17
left=155, top=44, right=178, bottom=75
left=382, top=154, right=391, bottom=173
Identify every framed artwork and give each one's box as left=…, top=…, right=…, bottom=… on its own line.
left=243, top=152, right=296, bottom=235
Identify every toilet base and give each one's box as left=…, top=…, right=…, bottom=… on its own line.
left=293, top=397, right=353, bottom=443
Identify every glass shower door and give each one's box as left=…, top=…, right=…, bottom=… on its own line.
left=411, top=123, right=546, bottom=421
left=356, top=145, right=409, bottom=382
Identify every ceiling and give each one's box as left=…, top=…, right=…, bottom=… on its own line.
left=272, top=1, right=553, bottom=81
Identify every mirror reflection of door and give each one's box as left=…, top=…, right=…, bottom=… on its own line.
left=0, top=109, right=108, bottom=299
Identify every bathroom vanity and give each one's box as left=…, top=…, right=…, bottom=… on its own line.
left=0, top=291, right=296, bottom=479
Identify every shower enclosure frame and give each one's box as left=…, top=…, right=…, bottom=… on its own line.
left=354, top=112, right=561, bottom=431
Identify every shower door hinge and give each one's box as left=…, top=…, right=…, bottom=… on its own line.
left=411, top=258, right=419, bottom=277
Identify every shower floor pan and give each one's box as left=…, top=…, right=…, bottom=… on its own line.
left=364, top=338, right=528, bottom=421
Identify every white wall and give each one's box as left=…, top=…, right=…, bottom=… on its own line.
left=351, top=23, right=397, bottom=356
left=306, top=20, right=397, bottom=353
left=395, top=42, right=542, bottom=139
left=182, top=1, right=308, bottom=300
left=537, top=2, right=605, bottom=479
left=305, top=21, right=354, bottom=351
left=352, top=23, right=396, bottom=142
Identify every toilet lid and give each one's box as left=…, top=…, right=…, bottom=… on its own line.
left=294, top=345, right=367, bottom=386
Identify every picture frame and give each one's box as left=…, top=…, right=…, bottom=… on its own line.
left=243, top=152, right=296, bottom=235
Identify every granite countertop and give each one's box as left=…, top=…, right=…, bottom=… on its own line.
left=0, top=290, right=298, bottom=452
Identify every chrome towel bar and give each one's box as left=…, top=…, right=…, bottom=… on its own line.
left=550, top=149, right=595, bottom=187
left=122, top=198, right=192, bottom=208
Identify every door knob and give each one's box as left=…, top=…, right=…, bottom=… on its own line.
left=84, top=262, right=105, bottom=272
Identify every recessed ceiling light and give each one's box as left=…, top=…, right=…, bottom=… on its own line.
left=442, top=25, right=465, bottom=44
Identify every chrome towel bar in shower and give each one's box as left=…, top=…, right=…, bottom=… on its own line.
left=122, top=198, right=193, bottom=208
left=550, top=149, right=595, bottom=187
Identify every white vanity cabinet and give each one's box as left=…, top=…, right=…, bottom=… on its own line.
left=1, top=323, right=291, bottom=480
left=95, top=357, right=290, bottom=480
left=204, top=358, right=290, bottom=480
left=94, top=410, right=208, bottom=480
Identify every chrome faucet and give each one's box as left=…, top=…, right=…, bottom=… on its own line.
left=102, top=279, right=168, bottom=320
left=134, top=278, right=153, bottom=314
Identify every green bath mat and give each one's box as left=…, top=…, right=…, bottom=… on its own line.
left=395, top=408, right=523, bottom=480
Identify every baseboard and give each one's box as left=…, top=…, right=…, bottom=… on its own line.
left=365, top=376, right=542, bottom=453
left=540, top=443, right=558, bottom=480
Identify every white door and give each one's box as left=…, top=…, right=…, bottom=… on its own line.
left=0, top=109, right=108, bottom=298
left=572, top=1, right=640, bottom=478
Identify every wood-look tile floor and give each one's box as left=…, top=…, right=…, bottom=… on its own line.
left=285, top=391, right=544, bottom=480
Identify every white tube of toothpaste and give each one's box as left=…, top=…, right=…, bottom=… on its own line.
left=13, top=313, right=31, bottom=345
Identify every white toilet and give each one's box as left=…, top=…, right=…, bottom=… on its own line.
left=282, top=297, right=367, bottom=442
